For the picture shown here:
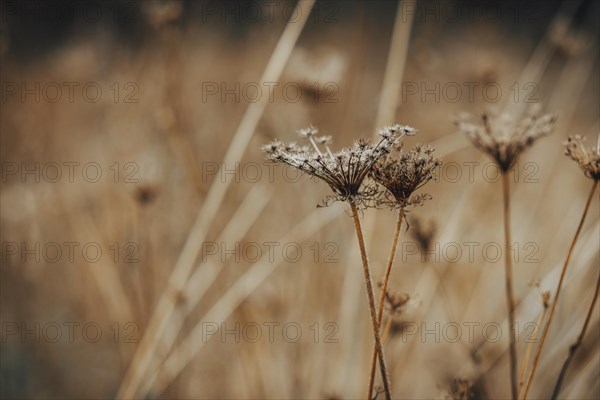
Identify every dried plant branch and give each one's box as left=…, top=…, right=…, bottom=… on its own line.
left=264, top=126, right=412, bottom=400
left=368, top=207, right=404, bottom=398
left=365, top=137, right=440, bottom=397
left=333, top=6, right=414, bottom=389
left=517, top=288, right=550, bottom=398
left=522, top=180, right=597, bottom=400
left=457, top=106, right=556, bottom=400
left=350, top=202, right=392, bottom=400
left=551, top=266, right=600, bottom=399
left=454, top=222, right=599, bottom=391
left=503, top=173, right=519, bottom=400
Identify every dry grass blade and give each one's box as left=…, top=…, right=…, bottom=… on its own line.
left=456, top=223, right=599, bottom=384
left=517, top=289, right=549, bottom=398
left=142, top=206, right=340, bottom=396
left=504, top=0, right=583, bottom=119
left=74, top=213, right=134, bottom=323
left=551, top=269, right=600, bottom=399
left=139, top=184, right=273, bottom=389
left=374, top=0, right=416, bottom=129
left=117, top=2, right=315, bottom=397
left=522, top=181, right=598, bottom=399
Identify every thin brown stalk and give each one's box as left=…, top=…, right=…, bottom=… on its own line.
left=367, top=207, right=404, bottom=398
left=337, top=2, right=414, bottom=394
left=350, top=202, right=392, bottom=400
left=116, top=2, right=315, bottom=397
left=551, top=267, right=600, bottom=399
left=503, top=173, right=518, bottom=400
left=382, top=315, right=393, bottom=342
left=517, top=305, right=547, bottom=398
left=143, top=206, right=341, bottom=397
left=522, top=180, right=598, bottom=400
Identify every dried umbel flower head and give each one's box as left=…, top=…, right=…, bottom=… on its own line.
left=563, top=135, right=600, bottom=180
left=456, top=107, right=556, bottom=172
left=370, top=142, right=441, bottom=208
left=262, top=125, right=413, bottom=207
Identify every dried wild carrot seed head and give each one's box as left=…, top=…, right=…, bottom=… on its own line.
left=456, top=107, right=556, bottom=172
left=370, top=141, right=441, bottom=208
left=262, top=124, right=414, bottom=207
left=563, top=134, right=600, bottom=181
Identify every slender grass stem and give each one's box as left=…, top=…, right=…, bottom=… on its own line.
left=367, top=207, right=404, bottom=398
left=522, top=180, right=597, bottom=399
left=382, top=315, right=393, bottom=342
left=517, top=304, right=547, bottom=398
left=503, top=173, right=518, bottom=400
left=116, top=1, right=316, bottom=397
left=350, top=202, right=392, bottom=400
left=551, top=267, right=600, bottom=399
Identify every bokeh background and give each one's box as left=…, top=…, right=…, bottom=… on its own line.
left=1, top=0, right=599, bottom=399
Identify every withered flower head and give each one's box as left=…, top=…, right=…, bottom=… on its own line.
left=262, top=125, right=413, bottom=207
left=370, top=142, right=441, bottom=208
left=456, top=107, right=556, bottom=172
left=563, top=135, right=600, bottom=180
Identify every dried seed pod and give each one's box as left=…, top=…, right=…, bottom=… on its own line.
left=456, top=107, right=556, bottom=172
left=262, top=124, right=414, bottom=207
left=370, top=141, right=442, bottom=208
left=563, top=134, right=600, bottom=181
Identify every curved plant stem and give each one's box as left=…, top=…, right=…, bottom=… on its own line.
left=350, top=202, right=392, bottom=400
left=517, top=304, right=548, bottom=398
left=503, top=173, right=518, bottom=400
left=551, top=268, right=600, bottom=399
left=367, top=207, right=404, bottom=398
left=522, top=180, right=597, bottom=400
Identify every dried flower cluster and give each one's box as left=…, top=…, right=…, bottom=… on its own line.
left=370, top=143, right=442, bottom=208
left=456, top=108, right=556, bottom=171
left=262, top=125, right=415, bottom=207
left=563, top=135, right=600, bottom=180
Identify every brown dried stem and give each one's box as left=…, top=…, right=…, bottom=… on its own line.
left=522, top=180, right=597, bottom=399
left=503, top=173, right=518, bottom=400
left=551, top=263, right=600, bottom=399
left=350, top=202, right=392, bottom=400
left=367, top=207, right=404, bottom=398
left=517, top=295, right=549, bottom=398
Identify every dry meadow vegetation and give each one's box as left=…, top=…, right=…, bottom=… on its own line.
left=1, top=1, right=599, bottom=399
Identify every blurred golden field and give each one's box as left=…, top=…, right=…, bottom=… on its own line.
left=1, top=1, right=599, bottom=399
